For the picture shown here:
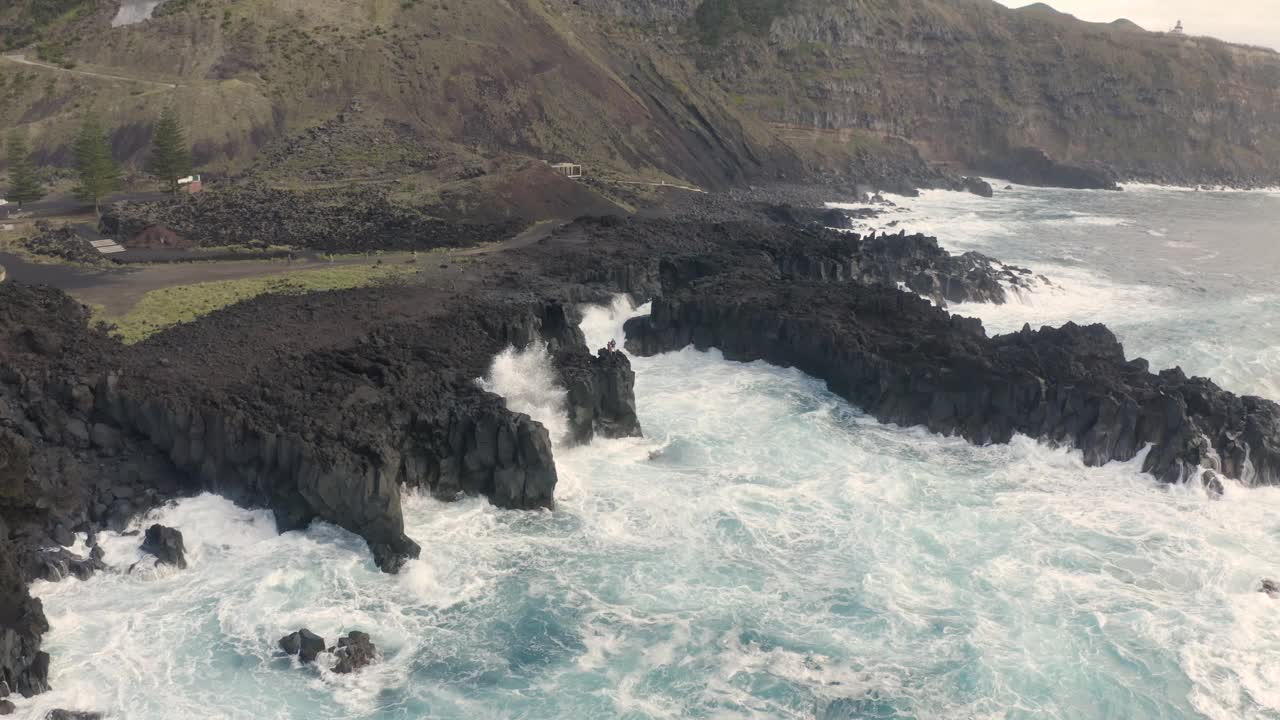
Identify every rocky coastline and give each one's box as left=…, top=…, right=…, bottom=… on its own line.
left=2, top=205, right=1278, bottom=711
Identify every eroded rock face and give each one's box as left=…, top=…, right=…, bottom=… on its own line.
left=139, top=524, right=186, bottom=569
left=0, top=543, right=50, bottom=699
left=961, top=177, right=994, bottom=198
left=278, top=629, right=326, bottom=664
left=555, top=349, right=643, bottom=445
left=977, top=148, right=1120, bottom=190
left=329, top=631, right=376, bottom=674
left=625, top=276, right=1280, bottom=490
left=100, top=186, right=526, bottom=253
left=44, top=711, right=103, bottom=720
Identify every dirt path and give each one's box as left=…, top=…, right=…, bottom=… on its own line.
left=1, top=53, right=177, bottom=88
left=0, top=220, right=567, bottom=316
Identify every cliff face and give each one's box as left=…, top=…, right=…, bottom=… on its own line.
left=9, top=0, right=1278, bottom=194
left=0, top=0, right=798, bottom=200
left=677, top=0, right=1280, bottom=185
left=624, top=268, right=1280, bottom=490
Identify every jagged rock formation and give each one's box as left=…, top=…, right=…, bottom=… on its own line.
left=976, top=148, right=1119, bottom=191
left=99, top=186, right=526, bottom=253
left=624, top=271, right=1280, bottom=489
left=555, top=349, right=643, bottom=445
left=278, top=629, right=326, bottom=664
left=0, top=543, right=49, bottom=700
left=549, top=216, right=1038, bottom=307
left=4, top=208, right=1275, bottom=706
left=139, top=524, right=186, bottom=569
left=960, top=177, right=995, bottom=198
left=329, top=631, right=377, bottom=674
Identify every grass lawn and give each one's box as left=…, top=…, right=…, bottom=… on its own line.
left=97, top=262, right=421, bottom=344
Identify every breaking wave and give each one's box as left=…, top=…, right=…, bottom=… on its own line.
left=22, top=187, right=1280, bottom=719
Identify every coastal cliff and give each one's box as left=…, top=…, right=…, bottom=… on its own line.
left=624, top=271, right=1280, bottom=489
left=665, top=0, right=1280, bottom=186
left=5, top=0, right=1279, bottom=203
left=3, top=209, right=1279, bottom=703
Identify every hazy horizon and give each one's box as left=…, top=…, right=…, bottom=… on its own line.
left=996, top=0, right=1278, bottom=50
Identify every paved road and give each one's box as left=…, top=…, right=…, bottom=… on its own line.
left=1, top=53, right=177, bottom=88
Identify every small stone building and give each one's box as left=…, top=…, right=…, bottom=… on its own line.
left=550, top=162, right=583, bottom=179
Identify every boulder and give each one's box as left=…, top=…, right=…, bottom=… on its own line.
left=0, top=699, right=12, bottom=714
left=960, top=176, right=994, bottom=198
left=330, top=631, right=377, bottom=674
left=1202, top=470, right=1224, bottom=499
left=139, top=524, right=187, bottom=569
left=978, top=147, right=1119, bottom=190
left=32, top=548, right=106, bottom=583
left=1262, top=579, right=1280, bottom=598
left=555, top=348, right=643, bottom=445
left=278, top=629, right=326, bottom=663
left=45, top=711, right=103, bottom=720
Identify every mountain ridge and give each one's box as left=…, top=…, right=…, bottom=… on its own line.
left=2, top=0, right=1278, bottom=210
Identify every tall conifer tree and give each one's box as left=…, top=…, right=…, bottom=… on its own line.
left=4, top=130, right=46, bottom=210
left=146, top=107, right=193, bottom=194
left=73, top=116, right=123, bottom=215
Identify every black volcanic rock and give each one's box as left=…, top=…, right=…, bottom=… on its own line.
left=279, top=629, right=326, bottom=663
left=0, top=543, right=50, bottom=699
left=961, top=176, right=995, bottom=197
left=330, top=631, right=376, bottom=674
left=100, top=185, right=526, bottom=253
left=45, top=711, right=103, bottom=720
left=624, top=271, right=1280, bottom=490
left=140, top=524, right=187, bottom=569
left=1202, top=470, right=1225, bottom=499
left=555, top=349, right=643, bottom=445
left=1262, top=579, right=1280, bottom=598
left=29, top=548, right=106, bottom=583
left=978, top=147, right=1119, bottom=190
left=760, top=204, right=855, bottom=229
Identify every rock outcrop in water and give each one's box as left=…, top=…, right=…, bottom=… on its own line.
left=278, top=629, right=326, bottom=663
left=6, top=207, right=1277, bottom=706
left=0, top=544, right=49, bottom=699
left=624, top=263, right=1280, bottom=489
left=329, top=631, right=376, bottom=674
left=548, top=217, right=1039, bottom=307
left=961, top=177, right=995, bottom=198
left=977, top=148, right=1120, bottom=191
left=554, top=349, right=643, bottom=445
left=139, top=524, right=186, bottom=569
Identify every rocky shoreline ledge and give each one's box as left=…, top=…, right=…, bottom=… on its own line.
left=2, top=209, right=1277, bottom=710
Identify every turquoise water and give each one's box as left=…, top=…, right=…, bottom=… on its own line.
left=22, top=187, right=1280, bottom=719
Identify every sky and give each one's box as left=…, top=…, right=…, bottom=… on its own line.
left=995, top=1, right=1279, bottom=50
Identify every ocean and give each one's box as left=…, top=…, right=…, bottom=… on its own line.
left=21, top=185, right=1280, bottom=719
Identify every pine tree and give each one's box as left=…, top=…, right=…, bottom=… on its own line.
left=4, top=130, right=46, bottom=210
left=73, top=116, right=123, bottom=215
left=146, top=107, right=193, bottom=194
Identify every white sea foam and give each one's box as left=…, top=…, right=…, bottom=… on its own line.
left=25, top=182, right=1280, bottom=719
left=477, top=343, right=571, bottom=445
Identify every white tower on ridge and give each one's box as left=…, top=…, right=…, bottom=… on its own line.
left=1171, top=20, right=1185, bottom=35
